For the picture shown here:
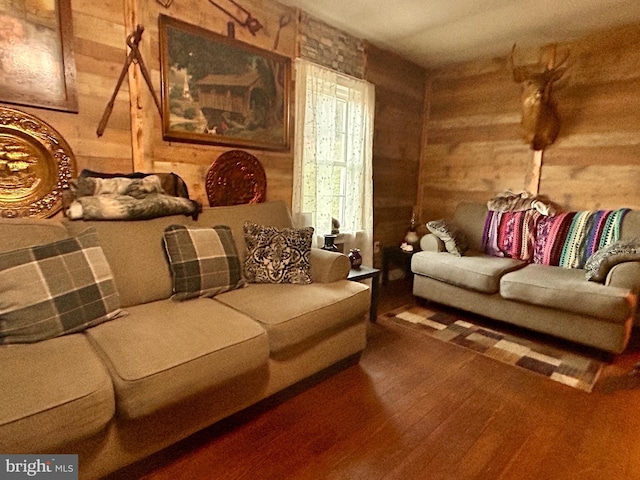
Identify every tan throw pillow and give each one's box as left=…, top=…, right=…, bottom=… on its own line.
left=426, top=219, right=469, bottom=256
left=243, top=222, right=314, bottom=284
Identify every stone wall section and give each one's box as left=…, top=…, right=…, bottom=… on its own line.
left=298, top=12, right=366, bottom=79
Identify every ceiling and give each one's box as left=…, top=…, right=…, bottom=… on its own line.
left=277, top=0, right=640, bottom=68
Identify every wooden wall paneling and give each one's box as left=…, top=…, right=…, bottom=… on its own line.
left=418, top=23, right=640, bottom=223
left=366, top=44, right=426, bottom=258
left=0, top=0, right=134, bottom=176
left=135, top=0, right=297, bottom=205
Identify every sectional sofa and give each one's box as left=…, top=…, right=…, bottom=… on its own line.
left=0, top=200, right=370, bottom=479
left=411, top=201, right=640, bottom=354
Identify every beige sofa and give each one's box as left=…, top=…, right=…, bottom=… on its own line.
left=0, top=201, right=370, bottom=479
left=411, top=202, right=640, bottom=354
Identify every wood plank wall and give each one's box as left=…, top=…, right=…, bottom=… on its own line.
left=0, top=0, right=298, bottom=207
left=418, top=23, right=640, bottom=224
left=366, top=45, right=426, bottom=258
left=2, top=0, right=427, bottom=241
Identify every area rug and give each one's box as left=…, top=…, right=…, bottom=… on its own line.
left=387, top=305, right=605, bottom=392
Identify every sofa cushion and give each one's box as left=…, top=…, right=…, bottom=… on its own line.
left=411, top=251, right=526, bottom=294
left=0, top=228, right=124, bottom=344
left=0, top=334, right=114, bottom=452
left=163, top=224, right=245, bottom=300
left=64, top=215, right=191, bottom=308
left=0, top=217, right=70, bottom=253
left=243, top=222, right=313, bottom=284
left=187, top=201, right=295, bottom=263
left=85, top=298, right=269, bottom=419
left=500, top=264, right=635, bottom=323
left=215, top=281, right=369, bottom=357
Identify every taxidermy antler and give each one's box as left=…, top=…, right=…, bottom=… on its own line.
left=508, top=44, right=570, bottom=151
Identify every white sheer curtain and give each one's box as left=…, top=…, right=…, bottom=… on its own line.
left=292, top=59, right=375, bottom=266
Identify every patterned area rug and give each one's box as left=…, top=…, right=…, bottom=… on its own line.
left=388, top=305, right=605, bottom=392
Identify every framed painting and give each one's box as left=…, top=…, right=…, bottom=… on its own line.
left=159, top=15, right=291, bottom=151
left=0, top=0, right=78, bottom=112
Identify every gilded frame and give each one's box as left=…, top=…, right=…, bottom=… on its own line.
left=159, top=15, right=291, bottom=151
left=0, top=0, right=78, bottom=113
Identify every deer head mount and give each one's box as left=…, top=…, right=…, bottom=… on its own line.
left=509, top=44, right=569, bottom=151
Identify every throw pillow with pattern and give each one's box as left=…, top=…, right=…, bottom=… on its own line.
left=0, top=228, right=124, bottom=344
left=426, top=219, right=469, bottom=256
left=584, top=238, right=640, bottom=282
left=163, top=224, right=245, bottom=301
left=243, top=222, right=314, bottom=284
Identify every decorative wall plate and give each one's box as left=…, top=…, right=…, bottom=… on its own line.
left=205, top=150, right=266, bottom=207
left=0, top=107, right=76, bottom=218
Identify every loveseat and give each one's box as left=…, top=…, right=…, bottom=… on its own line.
left=0, top=201, right=370, bottom=479
left=411, top=201, right=640, bottom=354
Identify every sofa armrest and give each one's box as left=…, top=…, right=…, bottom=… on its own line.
left=605, top=261, right=640, bottom=294
left=310, top=248, right=351, bottom=283
left=420, top=233, right=446, bottom=252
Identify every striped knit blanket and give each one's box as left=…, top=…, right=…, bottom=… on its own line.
left=533, top=209, right=630, bottom=268
left=482, top=210, right=541, bottom=261
left=482, top=208, right=630, bottom=267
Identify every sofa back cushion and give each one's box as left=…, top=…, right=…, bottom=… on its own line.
left=65, top=215, right=190, bottom=307
left=453, top=202, right=490, bottom=252
left=0, top=217, right=70, bottom=253
left=62, top=201, right=294, bottom=308
left=187, top=201, right=294, bottom=262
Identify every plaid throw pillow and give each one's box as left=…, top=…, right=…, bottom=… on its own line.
left=163, top=224, right=245, bottom=301
left=0, top=228, right=124, bottom=344
left=243, top=222, right=313, bottom=284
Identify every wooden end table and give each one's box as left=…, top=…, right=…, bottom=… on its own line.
left=347, top=266, right=380, bottom=322
left=382, top=246, right=417, bottom=285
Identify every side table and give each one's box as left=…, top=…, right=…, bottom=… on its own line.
left=382, top=246, right=417, bottom=285
left=347, top=266, right=380, bottom=322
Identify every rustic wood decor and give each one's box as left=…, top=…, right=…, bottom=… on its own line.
left=205, top=150, right=266, bottom=206
left=158, top=15, right=291, bottom=151
left=206, top=0, right=263, bottom=35
left=0, top=107, right=76, bottom=218
left=0, top=0, right=78, bottom=112
left=96, top=25, right=161, bottom=137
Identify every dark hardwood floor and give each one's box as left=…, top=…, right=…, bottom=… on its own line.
left=108, top=278, right=640, bottom=480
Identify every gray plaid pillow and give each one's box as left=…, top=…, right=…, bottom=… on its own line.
left=243, top=222, right=313, bottom=284
left=0, top=228, right=124, bottom=344
left=163, top=224, right=245, bottom=301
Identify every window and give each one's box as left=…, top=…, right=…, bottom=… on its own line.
left=293, top=59, right=375, bottom=264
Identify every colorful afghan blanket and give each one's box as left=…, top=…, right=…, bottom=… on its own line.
left=482, top=209, right=542, bottom=261
left=532, top=209, right=630, bottom=268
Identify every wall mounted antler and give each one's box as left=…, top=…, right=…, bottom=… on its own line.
left=509, top=44, right=570, bottom=151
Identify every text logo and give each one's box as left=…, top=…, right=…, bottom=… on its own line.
left=0, top=455, right=78, bottom=479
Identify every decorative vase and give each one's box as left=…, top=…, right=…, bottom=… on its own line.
left=405, top=230, right=419, bottom=245
left=321, top=234, right=339, bottom=252
left=348, top=248, right=362, bottom=269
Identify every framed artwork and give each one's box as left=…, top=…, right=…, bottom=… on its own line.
left=159, top=15, right=291, bottom=151
left=0, top=0, right=78, bottom=112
